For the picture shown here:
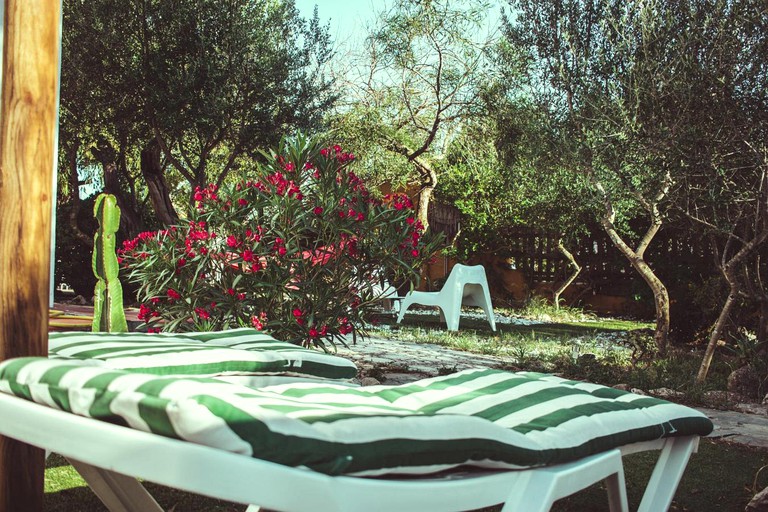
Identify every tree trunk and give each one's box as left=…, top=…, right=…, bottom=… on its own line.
left=101, top=162, right=143, bottom=239
left=757, top=299, right=768, bottom=345
left=0, top=2, right=61, bottom=509
left=696, top=291, right=738, bottom=384
left=697, top=228, right=768, bottom=382
left=141, top=140, right=178, bottom=226
left=91, top=137, right=143, bottom=239
left=414, top=160, right=437, bottom=230
left=600, top=217, right=670, bottom=354
left=553, top=239, right=581, bottom=310
left=64, top=143, right=93, bottom=248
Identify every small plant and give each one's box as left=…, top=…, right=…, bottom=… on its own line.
left=119, top=134, right=442, bottom=348
left=518, top=296, right=596, bottom=323
left=92, top=194, right=128, bottom=333
left=725, top=328, right=768, bottom=398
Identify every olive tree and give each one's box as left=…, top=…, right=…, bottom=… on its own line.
left=501, top=0, right=714, bottom=353
left=332, top=0, right=497, bottom=228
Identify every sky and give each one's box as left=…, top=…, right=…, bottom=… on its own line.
left=294, top=0, right=386, bottom=50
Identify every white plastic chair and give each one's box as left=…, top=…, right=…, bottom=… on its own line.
left=396, top=264, right=496, bottom=331
left=371, top=279, right=401, bottom=313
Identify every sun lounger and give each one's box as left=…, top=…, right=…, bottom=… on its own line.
left=48, top=328, right=359, bottom=386
left=0, top=358, right=712, bottom=512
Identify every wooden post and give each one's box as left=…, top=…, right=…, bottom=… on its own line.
left=0, top=1, right=62, bottom=511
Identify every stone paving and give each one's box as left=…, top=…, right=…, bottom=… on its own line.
left=337, top=335, right=768, bottom=449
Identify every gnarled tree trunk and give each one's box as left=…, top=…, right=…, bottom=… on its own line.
left=553, top=239, right=581, bottom=310
left=141, top=140, right=178, bottom=226
left=416, top=167, right=437, bottom=231
left=601, top=217, right=670, bottom=355
left=593, top=174, right=672, bottom=355
left=63, top=142, right=93, bottom=248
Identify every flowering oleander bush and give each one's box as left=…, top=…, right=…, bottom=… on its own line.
left=119, top=133, right=442, bottom=348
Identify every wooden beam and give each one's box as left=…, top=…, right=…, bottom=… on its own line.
left=0, top=1, right=62, bottom=511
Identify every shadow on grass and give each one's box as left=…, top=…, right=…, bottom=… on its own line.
left=551, top=439, right=767, bottom=512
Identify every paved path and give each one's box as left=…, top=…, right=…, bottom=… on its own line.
left=337, top=336, right=768, bottom=449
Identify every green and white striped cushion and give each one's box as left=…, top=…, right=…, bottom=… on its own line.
left=48, top=328, right=357, bottom=381
left=0, top=358, right=713, bottom=476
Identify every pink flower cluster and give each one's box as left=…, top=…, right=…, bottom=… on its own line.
left=266, top=172, right=303, bottom=199
left=320, top=144, right=355, bottom=164
left=193, top=184, right=219, bottom=207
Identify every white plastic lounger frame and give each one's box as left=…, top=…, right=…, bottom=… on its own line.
left=0, top=391, right=702, bottom=512
left=397, top=264, right=496, bottom=331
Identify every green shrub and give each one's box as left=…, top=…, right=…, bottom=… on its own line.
left=119, top=134, right=442, bottom=348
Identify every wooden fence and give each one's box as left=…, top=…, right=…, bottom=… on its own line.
left=497, top=226, right=713, bottom=292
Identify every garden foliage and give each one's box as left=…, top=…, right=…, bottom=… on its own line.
left=119, top=134, right=442, bottom=348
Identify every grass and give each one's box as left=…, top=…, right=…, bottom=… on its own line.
left=44, top=441, right=768, bottom=511
left=553, top=440, right=768, bottom=511
left=369, top=304, right=735, bottom=403
left=45, top=455, right=240, bottom=511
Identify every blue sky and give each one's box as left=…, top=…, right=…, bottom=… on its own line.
left=295, top=0, right=387, bottom=49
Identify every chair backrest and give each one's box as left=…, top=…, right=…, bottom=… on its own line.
left=442, top=264, right=488, bottom=294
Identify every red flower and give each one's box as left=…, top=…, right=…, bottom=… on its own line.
left=194, top=307, right=211, bottom=320
left=238, top=198, right=248, bottom=207
left=167, top=288, right=181, bottom=300
left=138, top=303, right=153, bottom=321
left=237, top=292, right=246, bottom=301
left=338, top=317, right=353, bottom=335
left=278, top=246, right=287, bottom=256
left=313, top=206, right=323, bottom=216
left=411, top=249, right=419, bottom=257
left=177, top=257, right=186, bottom=267
left=226, top=288, right=236, bottom=296
left=226, top=235, right=239, bottom=248
left=242, top=249, right=254, bottom=262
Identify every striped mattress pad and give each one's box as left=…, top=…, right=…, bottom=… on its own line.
left=0, top=358, right=713, bottom=476
left=48, top=328, right=358, bottom=382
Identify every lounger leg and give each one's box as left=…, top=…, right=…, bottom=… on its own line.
left=637, top=436, right=698, bottom=512
left=500, top=450, right=628, bottom=512
left=67, top=457, right=163, bottom=512
left=605, top=469, right=628, bottom=512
